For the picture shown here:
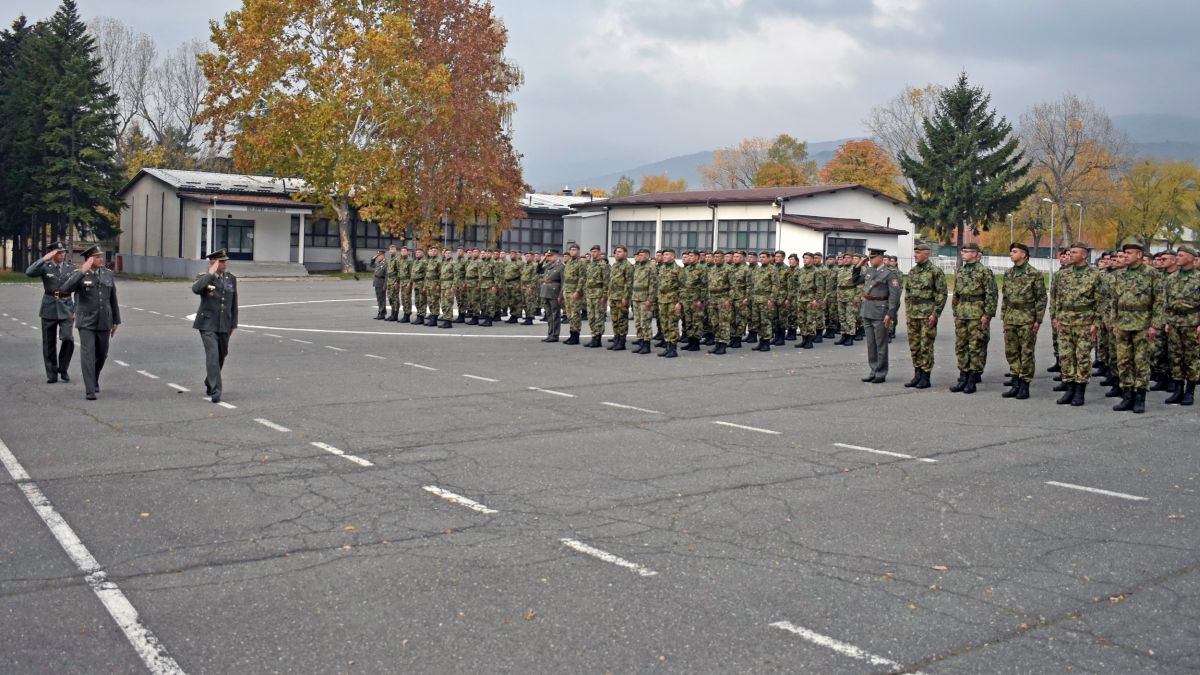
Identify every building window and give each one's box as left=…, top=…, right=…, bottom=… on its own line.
left=826, top=236, right=866, bottom=257
left=497, top=217, right=563, bottom=253
left=610, top=220, right=655, bottom=251
left=289, top=217, right=340, bottom=248
left=717, top=219, right=775, bottom=251
left=661, top=220, right=713, bottom=251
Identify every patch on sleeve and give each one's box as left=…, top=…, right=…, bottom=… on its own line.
left=891, top=279, right=899, bottom=287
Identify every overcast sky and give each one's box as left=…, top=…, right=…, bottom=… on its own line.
left=4, top=0, right=1198, bottom=185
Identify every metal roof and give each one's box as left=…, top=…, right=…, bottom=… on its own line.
left=580, top=184, right=907, bottom=208
left=777, top=213, right=908, bottom=236
left=120, top=168, right=308, bottom=197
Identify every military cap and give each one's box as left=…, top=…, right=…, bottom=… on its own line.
left=1153, top=249, right=1175, bottom=258
left=867, top=247, right=886, bottom=257
left=1177, top=244, right=1199, bottom=257
left=589, top=244, right=602, bottom=252
left=961, top=242, right=981, bottom=252
left=661, top=247, right=675, bottom=254
left=566, top=241, right=580, bottom=250
left=913, top=241, right=933, bottom=251
left=712, top=249, right=724, bottom=256
left=636, top=248, right=651, bottom=255
left=48, top=240, right=67, bottom=252
left=1069, top=241, right=1090, bottom=251
left=376, top=249, right=386, bottom=255
left=544, top=248, right=559, bottom=255
left=1120, top=238, right=1143, bottom=252
left=1009, top=242, right=1029, bottom=254
left=760, top=250, right=773, bottom=256
left=81, top=245, right=103, bottom=258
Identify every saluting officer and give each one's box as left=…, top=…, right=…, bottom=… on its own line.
left=25, top=240, right=76, bottom=383
left=192, top=249, right=239, bottom=403
left=859, top=248, right=901, bottom=383
left=58, top=246, right=120, bottom=400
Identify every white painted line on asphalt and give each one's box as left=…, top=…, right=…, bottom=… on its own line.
left=0, top=438, right=187, bottom=675
left=528, top=386, right=575, bottom=398
left=147, top=310, right=161, bottom=315
left=323, top=345, right=347, bottom=352
left=240, top=298, right=375, bottom=309
left=1045, top=481, right=1148, bottom=502
left=29, top=325, right=38, bottom=330
left=770, top=621, right=920, bottom=674
left=114, top=360, right=129, bottom=367
left=404, top=362, right=437, bottom=371
left=238, top=328, right=253, bottom=333
left=560, top=538, right=658, bottom=577
left=167, top=383, right=189, bottom=393
left=712, top=420, right=780, bottom=435
left=833, top=442, right=938, bottom=464
left=364, top=354, right=386, bottom=360
left=310, top=441, right=374, bottom=467
left=263, top=333, right=283, bottom=339
left=601, top=401, right=663, bottom=414
left=291, top=339, right=313, bottom=344
left=9, top=316, right=18, bottom=321
left=253, top=418, right=291, bottom=433
left=1, top=312, right=7, bottom=316
left=199, top=396, right=237, bottom=409
left=462, top=374, right=500, bottom=383
left=239, top=324, right=543, bottom=339
left=131, top=307, right=144, bottom=311
left=422, top=486, right=498, bottom=514
left=136, top=370, right=160, bottom=380
left=163, top=314, right=176, bottom=318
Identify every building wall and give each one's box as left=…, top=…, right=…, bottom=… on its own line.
left=119, top=175, right=182, bottom=260
left=783, top=190, right=915, bottom=266
left=182, top=201, right=295, bottom=262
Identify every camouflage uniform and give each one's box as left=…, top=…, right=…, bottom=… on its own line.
left=584, top=257, right=610, bottom=341
left=656, top=261, right=684, bottom=347
left=795, top=262, right=823, bottom=340
left=823, top=262, right=840, bottom=335
left=730, top=261, right=750, bottom=342
left=521, top=258, right=539, bottom=320
left=904, top=259, right=947, bottom=375
left=837, top=263, right=860, bottom=340
left=632, top=258, right=658, bottom=345
left=504, top=257, right=523, bottom=318
left=608, top=257, right=634, bottom=341
left=424, top=254, right=442, bottom=322
left=706, top=261, right=733, bottom=347
left=773, top=261, right=789, bottom=340
left=390, top=254, right=413, bottom=319
left=1163, top=266, right=1200, bottom=386
left=438, top=256, right=457, bottom=323
left=1052, top=264, right=1102, bottom=385
left=1109, top=261, right=1163, bottom=392
left=782, top=262, right=800, bottom=337
left=478, top=254, right=497, bottom=323
left=410, top=256, right=427, bottom=322
left=1000, top=262, right=1047, bottom=382
left=1095, top=268, right=1115, bottom=374
left=562, top=256, right=585, bottom=338
left=750, top=259, right=777, bottom=346
left=951, top=262, right=998, bottom=375
left=455, top=254, right=470, bottom=321
left=464, top=255, right=482, bottom=322
left=682, top=259, right=707, bottom=345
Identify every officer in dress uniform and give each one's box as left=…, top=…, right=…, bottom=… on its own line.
left=192, top=249, right=238, bottom=403
left=25, top=240, right=76, bottom=383
left=859, top=248, right=902, bottom=383
left=57, top=246, right=120, bottom=400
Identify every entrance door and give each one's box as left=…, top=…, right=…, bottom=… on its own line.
left=202, top=218, right=255, bottom=260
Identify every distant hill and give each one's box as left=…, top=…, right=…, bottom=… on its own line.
left=1114, top=114, right=1200, bottom=164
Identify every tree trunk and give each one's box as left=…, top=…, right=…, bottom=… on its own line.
left=955, top=220, right=965, bottom=266
left=332, top=196, right=354, bottom=273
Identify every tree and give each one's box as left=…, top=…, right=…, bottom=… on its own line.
left=1019, top=93, right=1127, bottom=245
left=87, top=16, right=154, bottom=148
left=0, top=16, right=39, bottom=261
left=1115, top=160, right=1200, bottom=249
left=864, top=83, right=944, bottom=190
left=611, top=175, right=634, bottom=197
left=638, top=174, right=686, bottom=193
left=818, top=139, right=902, bottom=197
left=899, top=73, right=1037, bottom=255
left=699, top=136, right=770, bottom=189
left=200, top=0, right=524, bottom=271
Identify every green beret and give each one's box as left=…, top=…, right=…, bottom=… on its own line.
left=1009, top=242, right=1029, bottom=254
left=1177, top=244, right=1198, bottom=256
left=961, top=242, right=981, bottom=252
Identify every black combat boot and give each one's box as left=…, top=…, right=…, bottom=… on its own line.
left=1002, top=379, right=1021, bottom=398
left=1105, top=383, right=1123, bottom=397
left=1016, top=379, right=1031, bottom=400
left=425, top=315, right=438, bottom=327
left=563, top=331, right=579, bottom=345
left=411, top=314, right=423, bottom=325
left=439, top=320, right=452, bottom=329
left=1099, top=371, right=1118, bottom=387
left=523, top=317, right=533, bottom=326
left=812, top=333, right=824, bottom=343
left=652, top=330, right=663, bottom=341
left=611, top=336, right=627, bottom=351
left=466, top=316, right=478, bottom=325
left=730, top=336, right=742, bottom=349
left=1164, top=380, right=1186, bottom=404
left=374, top=309, right=385, bottom=320
left=58, top=342, right=73, bottom=381
left=1113, top=388, right=1134, bottom=411
left=755, top=340, right=771, bottom=352
left=1052, top=379, right=1071, bottom=392
left=702, top=333, right=715, bottom=346
left=854, top=326, right=864, bottom=341
left=385, top=309, right=398, bottom=321
left=480, top=317, right=493, bottom=327
left=745, top=331, right=759, bottom=344
left=904, top=370, right=922, bottom=388
left=963, top=372, right=979, bottom=394
left=1181, top=381, right=1196, bottom=406
left=635, top=340, right=651, bottom=354
left=494, top=311, right=502, bottom=321
left=915, top=370, right=931, bottom=389
left=785, top=328, right=797, bottom=341
left=1150, top=374, right=1170, bottom=392
left=1056, top=382, right=1076, bottom=405
left=506, top=315, right=519, bottom=324
left=658, top=342, right=673, bottom=357
left=1047, top=357, right=1061, bottom=373
left=771, top=329, right=785, bottom=346
left=1070, top=381, right=1085, bottom=406
left=862, top=372, right=877, bottom=382
left=1092, top=363, right=1105, bottom=376
left=824, top=327, right=837, bottom=339
left=401, top=313, right=410, bottom=323
left=585, top=335, right=602, bottom=348
left=949, top=371, right=969, bottom=392
left=454, top=312, right=466, bottom=323
left=709, top=342, right=727, bottom=355
left=682, top=337, right=700, bottom=351
left=1132, top=389, right=1147, bottom=414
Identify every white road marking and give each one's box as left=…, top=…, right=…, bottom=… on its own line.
left=136, top=370, right=160, bottom=380
left=833, top=442, right=938, bottom=464
left=323, top=345, right=347, bottom=352
left=131, top=307, right=144, bottom=311
left=10, top=316, right=18, bottom=321
left=528, top=386, right=575, bottom=398
left=167, top=383, right=189, bottom=393
left=238, top=324, right=543, bottom=339
left=291, top=339, right=313, bottom=344
left=560, top=538, right=658, bottom=577
left=199, top=396, right=237, bottom=409
left=239, top=298, right=376, bottom=309
left=114, top=360, right=129, bottom=367
left=238, top=328, right=253, bottom=333
left=30, top=325, right=38, bottom=330
left=422, top=486, right=498, bottom=514
left=147, top=310, right=160, bottom=315
left=770, top=621, right=921, bottom=674
left=310, top=441, right=373, bottom=467
left=601, top=402, right=663, bottom=414
left=364, top=354, right=386, bottom=360
left=0, top=438, right=186, bottom=675
left=163, top=314, right=176, bottom=318
left=263, top=333, right=283, bottom=339
left=253, top=418, right=291, bottom=433
left=712, top=420, right=780, bottom=435
left=1, top=312, right=7, bottom=316
left=404, top=362, right=437, bottom=371
left=462, top=374, right=499, bottom=383
left=1045, top=481, right=1148, bottom=501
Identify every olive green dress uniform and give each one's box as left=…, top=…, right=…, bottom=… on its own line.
left=1000, top=259, right=1047, bottom=396
left=1162, top=251, right=1200, bottom=404
left=410, top=256, right=427, bottom=323
left=540, top=254, right=564, bottom=341
left=25, top=250, right=76, bottom=383
left=607, top=257, right=634, bottom=348
left=1109, top=254, right=1163, bottom=411
left=58, top=254, right=121, bottom=400
left=631, top=254, right=658, bottom=353
left=584, top=255, right=611, bottom=346
left=903, top=253, right=947, bottom=388
left=859, top=258, right=902, bottom=381
left=950, top=256, right=998, bottom=392
left=191, top=261, right=238, bottom=402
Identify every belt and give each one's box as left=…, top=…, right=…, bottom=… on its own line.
left=957, top=295, right=984, bottom=301
left=1060, top=305, right=1094, bottom=311
left=862, top=295, right=888, bottom=301
left=1007, top=302, right=1036, bottom=309
left=46, top=291, right=71, bottom=298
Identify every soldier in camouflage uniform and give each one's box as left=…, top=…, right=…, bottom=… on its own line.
left=1162, top=244, right=1200, bottom=405
left=422, top=246, right=442, bottom=326
left=902, top=242, right=947, bottom=389
left=477, top=249, right=497, bottom=327
left=383, top=245, right=399, bottom=321
left=793, top=253, right=822, bottom=349
left=436, top=248, right=456, bottom=329
left=519, top=251, right=538, bottom=325
left=729, top=251, right=749, bottom=349
left=655, top=248, right=683, bottom=358
left=1051, top=243, right=1102, bottom=406
left=750, top=250, right=777, bottom=352
left=886, top=255, right=903, bottom=339
left=1149, top=250, right=1177, bottom=391
left=463, top=248, right=481, bottom=325
left=583, top=245, right=610, bottom=347
left=1097, top=250, right=1127, bottom=395
left=503, top=250, right=523, bottom=323
left=561, top=243, right=584, bottom=344
left=783, top=254, right=800, bottom=341
left=387, top=246, right=412, bottom=322
left=1089, top=252, right=1112, bottom=383
left=681, top=250, right=707, bottom=351
left=823, top=254, right=840, bottom=338
left=606, top=245, right=634, bottom=351
left=949, top=242, right=998, bottom=394
left=702, top=251, right=722, bottom=346
left=1108, top=240, right=1164, bottom=413
left=769, top=251, right=788, bottom=345
left=999, top=243, right=1047, bottom=400
left=630, top=248, right=658, bottom=354
left=836, top=254, right=861, bottom=345
left=1046, top=248, right=1070, bottom=374
left=704, top=249, right=733, bottom=354
left=410, top=248, right=427, bottom=324
left=453, top=247, right=469, bottom=323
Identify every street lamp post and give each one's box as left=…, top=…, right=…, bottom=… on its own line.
left=1043, top=198, right=1057, bottom=279
left=1074, top=203, right=1083, bottom=241
left=1009, top=213, right=1014, bottom=246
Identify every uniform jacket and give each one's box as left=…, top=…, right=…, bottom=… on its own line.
left=372, top=258, right=387, bottom=288
left=859, top=264, right=901, bottom=321
left=1001, top=263, right=1047, bottom=325
left=1109, top=262, right=1163, bottom=331
left=904, top=260, right=947, bottom=317
left=607, top=258, right=634, bottom=304
left=59, top=267, right=120, bottom=331
left=1052, top=265, right=1102, bottom=325
left=25, top=258, right=75, bottom=320
left=952, top=262, right=998, bottom=320
left=656, top=262, right=683, bottom=303
left=632, top=260, right=658, bottom=302
left=191, top=271, right=238, bottom=333
left=540, top=260, right=564, bottom=300
left=1164, top=268, right=1200, bottom=327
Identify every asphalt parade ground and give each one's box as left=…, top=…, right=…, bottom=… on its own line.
left=1, top=278, right=1198, bottom=674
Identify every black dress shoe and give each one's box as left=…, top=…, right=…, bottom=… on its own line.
left=871, top=376, right=886, bottom=384
left=861, top=374, right=876, bottom=382
left=541, top=336, right=559, bottom=342
left=58, top=371, right=70, bottom=382
left=47, top=376, right=58, bottom=384
left=211, top=394, right=221, bottom=404
left=86, top=392, right=96, bottom=400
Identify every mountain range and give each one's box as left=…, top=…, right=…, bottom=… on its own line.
left=532, top=114, right=1200, bottom=194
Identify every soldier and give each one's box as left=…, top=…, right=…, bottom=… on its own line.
left=770, top=250, right=788, bottom=345
left=681, top=250, right=706, bottom=351
left=810, top=253, right=828, bottom=343
left=463, top=248, right=482, bottom=325
left=949, top=242, right=998, bottom=394
left=392, top=246, right=413, bottom=322
left=705, top=248, right=733, bottom=354
left=886, top=255, right=903, bottom=339
left=435, top=248, right=455, bottom=329
left=729, top=250, right=749, bottom=349
left=383, top=244, right=399, bottom=321
left=1051, top=242, right=1102, bottom=406
left=1108, top=240, right=1163, bottom=413
left=655, top=248, right=683, bottom=357
left=824, top=254, right=841, bottom=338
left=478, top=249, right=498, bottom=327
left=902, top=242, right=947, bottom=389
left=783, top=253, right=800, bottom=341
left=504, top=250, right=523, bottom=323
left=631, top=248, right=658, bottom=354
left=836, top=253, right=861, bottom=345
left=188, top=249, right=239, bottom=403
left=25, top=241, right=76, bottom=383
left=607, top=245, right=634, bottom=351
left=410, top=248, right=427, bottom=324
left=743, top=252, right=759, bottom=343
left=454, top=246, right=470, bottom=323
left=1162, top=244, right=1200, bottom=405
left=859, top=248, right=902, bottom=383
left=520, top=251, right=539, bottom=325
left=1000, top=243, right=1047, bottom=400
left=583, top=245, right=610, bottom=347
left=1149, top=249, right=1177, bottom=391
left=1046, top=248, right=1070, bottom=373
left=561, top=243, right=584, bottom=344
left=1090, top=251, right=1113, bottom=380
left=371, top=250, right=388, bottom=319
left=58, top=246, right=120, bottom=400
left=385, top=245, right=408, bottom=322
left=750, top=250, right=777, bottom=351
left=702, top=251, right=723, bottom=346
left=795, top=253, right=824, bottom=349
left=1099, top=250, right=1127, bottom=397
left=422, top=246, right=441, bottom=327
left=540, top=248, right=564, bottom=342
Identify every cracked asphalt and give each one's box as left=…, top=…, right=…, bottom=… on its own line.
left=1, top=278, right=1198, bottom=674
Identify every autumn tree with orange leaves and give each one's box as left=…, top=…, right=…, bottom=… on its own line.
left=199, top=0, right=524, bottom=271
left=818, top=139, right=903, bottom=197
left=638, top=174, right=687, bottom=193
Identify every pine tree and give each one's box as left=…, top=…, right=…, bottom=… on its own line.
left=899, top=73, right=1036, bottom=254
left=0, top=16, right=40, bottom=263
left=34, top=0, right=125, bottom=244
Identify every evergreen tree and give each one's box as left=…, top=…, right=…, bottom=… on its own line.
left=899, top=73, right=1036, bottom=254
left=0, top=16, right=40, bottom=261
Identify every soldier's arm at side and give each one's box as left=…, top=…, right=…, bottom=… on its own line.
left=230, top=279, right=239, bottom=331
left=109, top=277, right=122, bottom=334
left=984, top=269, right=999, bottom=318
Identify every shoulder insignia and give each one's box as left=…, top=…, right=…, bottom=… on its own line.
left=891, top=278, right=899, bottom=287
